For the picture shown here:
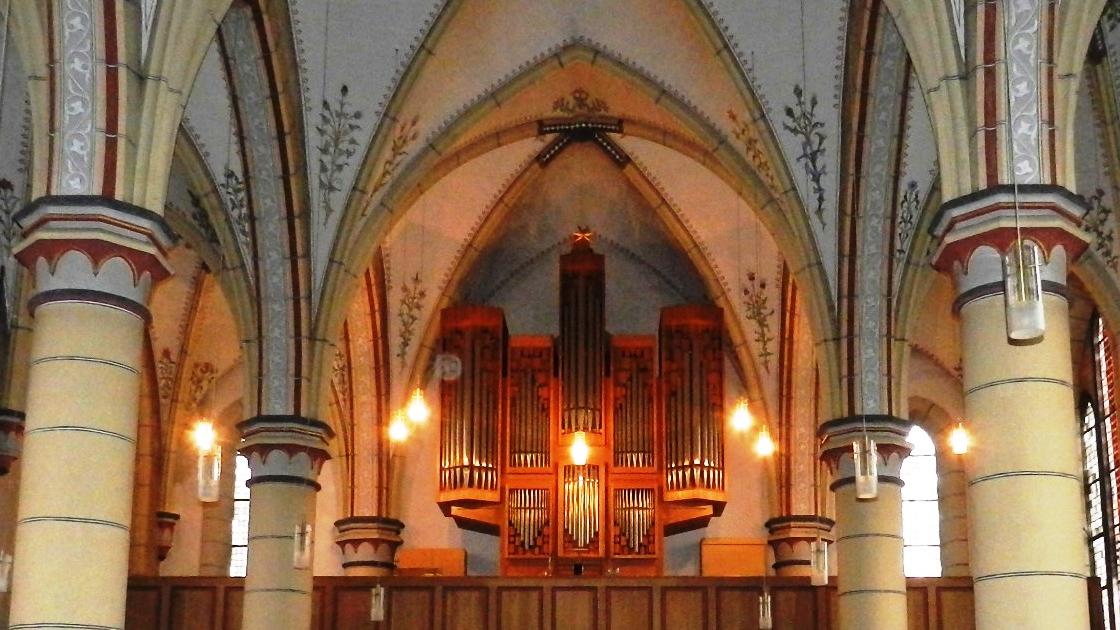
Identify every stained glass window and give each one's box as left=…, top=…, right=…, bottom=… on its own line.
left=1084, top=315, right=1120, bottom=630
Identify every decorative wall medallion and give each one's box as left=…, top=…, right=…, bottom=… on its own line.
left=369, top=115, right=420, bottom=199
left=782, top=85, right=828, bottom=224
left=59, top=0, right=95, bottom=194
left=316, top=85, right=364, bottom=221
left=187, top=362, right=218, bottom=411
left=1085, top=188, right=1118, bottom=268
left=742, top=271, right=775, bottom=371
left=552, top=88, right=609, bottom=115
left=156, top=348, right=177, bottom=401
left=727, top=109, right=778, bottom=190
left=895, top=180, right=920, bottom=259
left=397, top=272, right=427, bottom=366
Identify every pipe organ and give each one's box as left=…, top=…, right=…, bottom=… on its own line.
left=438, top=231, right=726, bottom=576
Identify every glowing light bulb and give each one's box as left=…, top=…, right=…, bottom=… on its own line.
left=192, top=420, right=217, bottom=453
left=570, top=431, right=590, bottom=466
left=731, top=397, right=753, bottom=432
left=388, top=413, right=410, bottom=443
left=949, top=422, right=971, bottom=455
left=754, top=426, right=775, bottom=457
left=406, top=388, right=431, bottom=424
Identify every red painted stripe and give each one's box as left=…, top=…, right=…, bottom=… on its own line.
left=983, top=1, right=999, bottom=187
left=102, top=0, right=118, bottom=198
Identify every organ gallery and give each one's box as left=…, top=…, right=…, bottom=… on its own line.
left=437, top=231, right=727, bottom=576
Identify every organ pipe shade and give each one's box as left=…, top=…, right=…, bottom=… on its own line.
left=1003, top=239, right=1045, bottom=341
left=612, top=339, right=656, bottom=468
left=559, top=240, right=606, bottom=433
left=507, top=340, right=552, bottom=468
left=509, top=489, right=549, bottom=552
left=853, top=437, right=879, bottom=500
left=660, top=305, right=725, bottom=494
left=563, top=465, right=600, bottom=550
left=614, top=488, right=655, bottom=554
left=439, top=306, right=506, bottom=496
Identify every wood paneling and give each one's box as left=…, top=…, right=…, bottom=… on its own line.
left=553, top=587, right=597, bottom=630
left=125, top=575, right=1100, bottom=630
left=607, top=587, right=651, bottom=630
left=445, top=587, right=489, bottom=630
left=498, top=587, right=541, bottom=630
left=662, top=587, right=706, bottom=630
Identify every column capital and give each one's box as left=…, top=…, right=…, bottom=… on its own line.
left=155, top=511, right=180, bottom=562
left=14, top=196, right=177, bottom=319
left=764, top=515, right=834, bottom=575
left=237, top=415, right=334, bottom=489
left=334, top=516, right=405, bottom=575
left=818, top=415, right=913, bottom=483
left=930, top=185, right=1089, bottom=276
left=0, top=408, right=25, bottom=475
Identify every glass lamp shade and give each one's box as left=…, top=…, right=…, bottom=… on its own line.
left=293, top=522, right=313, bottom=569
left=754, top=427, right=776, bottom=457
left=197, top=449, right=221, bottom=503
left=758, top=587, right=773, bottom=630
left=810, top=539, right=829, bottom=586
left=949, top=422, right=971, bottom=455
left=1004, top=240, right=1045, bottom=341
left=370, top=585, right=386, bottom=622
left=853, top=437, right=878, bottom=500
left=388, top=412, right=410, bottom=443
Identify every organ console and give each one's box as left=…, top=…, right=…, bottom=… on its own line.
left=437, top=229, right=726, bottom=576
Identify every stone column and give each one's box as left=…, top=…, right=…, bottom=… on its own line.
left=936, top=427, right=970, bottom=577
left=931, top=186, right=1091, bottom=630
left=238, top=416, right=333, bottom=630
left=334, top=516, right=405, bottom=576
left=819, top=416, right=912, bottom=630
left=764, top=515, right=834, bottom=577
left=8, top=198, right=173, bottom=629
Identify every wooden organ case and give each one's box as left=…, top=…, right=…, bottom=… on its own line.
left=437, top=233, right=726, bottom=576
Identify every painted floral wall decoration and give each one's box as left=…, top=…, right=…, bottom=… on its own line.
left=186, top=361, right=218, bottom=411
left=553, top=88, right=610, bottom=115
left=316, top=84, right=364, bottom=221
left=728, top=109, right=778, bottom=190
left=742, top=270, right=775, bottom=371
left=895, top=180, right=920, bottom=260
left=331, top=347, right=350, bottom=411
left=367, top=115, right=420, bottom=205
left=0, top=179, right=19, bottom=260
left=156, top=348, right=178, bottom=402
left=186, top=189, right=221, bottom=248
left=782, top=85, right=828, bottom=224
left=1085, top=188, right=1118, bottom=269
left=397, top=272, right=427, bottom=367
left=220, top=168, right=251, bottom=255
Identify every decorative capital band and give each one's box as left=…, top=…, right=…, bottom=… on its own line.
left=334, top=515, right=405, bottom=575
left=930, top=185, right=1090, bottom=273
left=237, top=415, right=334, bottom=483
left=15, top=195, right=176, bottom=282
left=818, top=415, right=913, bottom=478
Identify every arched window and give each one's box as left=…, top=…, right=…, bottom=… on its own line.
left=1084, top=314, right=1120, bottom=628
left=229, top=454, right=251, bottom=577
left=901, top=425, right=941, bottom=577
